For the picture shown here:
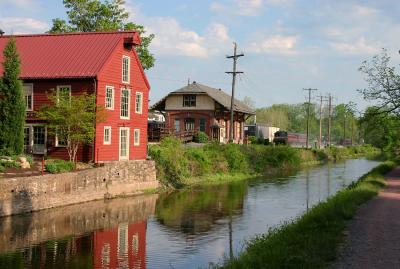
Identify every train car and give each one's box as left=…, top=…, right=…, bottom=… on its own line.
left=273, top=130, right=307, bottom=147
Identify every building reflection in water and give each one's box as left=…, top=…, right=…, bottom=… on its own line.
left=0, top=194, right=156, bottom=269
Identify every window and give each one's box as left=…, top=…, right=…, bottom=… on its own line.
left=118, top=224, right=129, bottom=256
left=135, top=92, right=143, bottom=114
left=119, top=127, right=130, bottom=160
left=185, top=118, right=195, bottom=131
left=199, top=118, right=206, bottom=132
left=122, top=56, right=130, bottom=83
left=105, top=86, right=114, bottom=110
left=120, top=88, right=130, bottom=119
left=134, top=129, right=140, bottom=146
left=183, top=95, right=196, bottom=107
left=57, top=85, right=71, bottom=103
left=55, top=128, right=68, bottom=147
left=174, top=119, right=180, bottom=133
left=23, top=127, right=30, bottom=147
left=24, top=84, right=33, bottom=111
left=104, top=126, right=111, bottom=145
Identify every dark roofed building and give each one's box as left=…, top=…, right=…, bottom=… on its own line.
left=152, top=82, right=255, bottom=144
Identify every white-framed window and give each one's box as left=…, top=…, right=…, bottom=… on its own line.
left=23, top=84, right=33, bottom=111
left=105, top=86, right=114, bottom=110
left=56, top=85, right=71, bottom=103
left=55, top=128, right=68, bottom=147
left=104, top=126, right=111, bottom=145
left=122, top=56, right=130, bottom=83
left=135, top=92, right=143, bottom=114
left=134, top=129, right=140, bottom=146
left=119, top=127, right=130, bottom=160
left=120, top=88, right=130, bottom=119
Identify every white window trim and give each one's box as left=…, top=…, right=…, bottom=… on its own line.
left=134, top=129, right=140, bottom=146
left=122, top=55, right=131, bottom=84
left=104, top=126, right=112, bottom=145
left=55, top=128, right=68, bottom=147
left=119, top=127, right=130, bottom=161
left=56, top=85, right=71, bottom=103
left=135, top=92, right=143, bottom=114
left=105, top=86, right=115, bottom=110
left=120, top=88, right=131, bottom=120
left=24, top=83, right=34, bottom=111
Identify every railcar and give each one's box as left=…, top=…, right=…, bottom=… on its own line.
left=273, top=130, right=307, bottom=148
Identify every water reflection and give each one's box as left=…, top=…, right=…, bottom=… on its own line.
left=155, top=182, right=247, bottom=236
left=0, top=159, right=380, bottom=269
left=0, top=194, right=157, bottom=269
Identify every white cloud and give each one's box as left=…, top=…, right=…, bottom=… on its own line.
left=248, top=35, right=298, bottom=55
left=0, top=17, right=48, bottom=34
left=124, top=1, right=231, bottom=58
left=330, top=37, right=380, bottom=55
left=235, top=0, right=264, bottom=16
left=210, top=0, right=265, bottom=16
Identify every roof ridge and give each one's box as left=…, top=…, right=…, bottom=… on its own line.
left=0, top=31, right=138, bottom=38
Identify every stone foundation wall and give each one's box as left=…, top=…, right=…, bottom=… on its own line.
left=0, top=160, right=158, bottom=217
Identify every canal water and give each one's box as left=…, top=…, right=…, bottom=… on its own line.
left=0, top=158, right=379, bottom=269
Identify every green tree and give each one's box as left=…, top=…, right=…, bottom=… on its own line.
left=49, top=0, right=155, bottom=70
left=0, top=37, right=25, bottom=155
left=359, top=49, right=400, bottom=116
left=36, top=92, right=106, bottom=162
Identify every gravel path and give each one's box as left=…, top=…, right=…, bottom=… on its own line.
left=332, top=167, right=400, bottom=269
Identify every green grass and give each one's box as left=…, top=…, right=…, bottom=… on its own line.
left=211, top=161, right=395, bottom=269
left=45, top=159, right=74, bottom=174
left=149, top=137, right=379, bottom=188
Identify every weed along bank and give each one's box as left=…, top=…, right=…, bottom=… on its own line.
left=0, top=31, right=158, bottom=217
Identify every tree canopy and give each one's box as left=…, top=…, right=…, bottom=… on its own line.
left=49, top=0, right=155, bottom=70
left=36, top=91, right=106, bottom=162
left=359, top=49, right=400, bottom=116
left=0, top=37, right=25, bottom=155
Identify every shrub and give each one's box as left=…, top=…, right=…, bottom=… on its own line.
left=45, top=159, right=74, bottom=174
left=248, top=136, right=257, bottom=144
left=0, top=160, right=21, bottom=169
left=194, top=131, right=209, bottom=143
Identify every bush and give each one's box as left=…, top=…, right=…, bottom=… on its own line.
left=0, top=160, right=21, bottom=169
left=45, top=159, right=74, bottom=174
left=194, top=131, right=209, bottom=143
left=248, top=136, right=257, bottom=144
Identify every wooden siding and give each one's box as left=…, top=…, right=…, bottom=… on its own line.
left=96, top=39, right=150, bottom=162
left=23, top=79, right=95, bottom=162
left=165, top=94, right=214, bottom=110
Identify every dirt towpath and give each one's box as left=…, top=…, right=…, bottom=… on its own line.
left=332, top=167, right=400, bottom=269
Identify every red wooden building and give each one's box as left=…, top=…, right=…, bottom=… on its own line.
left=0, top=31, right=150, bottom=162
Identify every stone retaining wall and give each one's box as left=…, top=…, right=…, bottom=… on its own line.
left=0, top=160, right=158, bottom=217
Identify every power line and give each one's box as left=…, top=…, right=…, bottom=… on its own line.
left=303, top=88, right=318, bottom=148
left=226, top=42, right=244, bottom=143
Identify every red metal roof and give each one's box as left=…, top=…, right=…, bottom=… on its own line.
left=0, top=31, right=141, bottom=79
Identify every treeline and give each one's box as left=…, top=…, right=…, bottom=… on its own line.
left=249, top=103, right=359, bottom=145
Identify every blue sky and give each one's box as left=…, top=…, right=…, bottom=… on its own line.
left=1, top=0, right=400, bottom=110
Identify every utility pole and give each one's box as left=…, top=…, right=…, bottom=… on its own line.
left=226, top=42, right=244, bottom=143
left=303, top=88, right=317, bottom=149
left=327, top=94, right=333, bottom=147
left=317, top=95, right=328, bottom=148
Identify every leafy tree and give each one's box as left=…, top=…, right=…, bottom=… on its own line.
left=0, top=37, right=25, bottom=155
left=359, top=49, right=400, bottom=116
left=36, top=92, right=106, bottom=162
left=49, top=0, right=155, bottom=70
left=360, top=106, right=400, bottom=151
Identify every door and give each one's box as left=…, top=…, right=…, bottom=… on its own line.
left=119, top=127, right=130, bottom=160
left=23, top=127, right=31, bottom=153
left=33, top=126, right=46, bottom=154
left=184, top=118, right=195, bottom=131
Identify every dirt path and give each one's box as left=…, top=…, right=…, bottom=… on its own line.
left=332, top=167, right=400, bottom=269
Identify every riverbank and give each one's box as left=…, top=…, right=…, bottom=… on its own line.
left=210, top=160, right=396, bottom=269
left=332, top=166, right=400, bottom=269
left=149, top=137, right=379, bottom=188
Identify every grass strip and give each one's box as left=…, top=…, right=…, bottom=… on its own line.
left=212, top=161, right=396, bottom=269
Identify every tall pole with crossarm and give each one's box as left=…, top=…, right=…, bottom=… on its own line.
left=226, top=42, right=244, bottom=143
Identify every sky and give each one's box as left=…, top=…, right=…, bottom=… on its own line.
left=0, top=0, right=400, bottom=110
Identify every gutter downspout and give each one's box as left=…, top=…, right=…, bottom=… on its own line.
left=92, top=77, right=97, bottom=163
